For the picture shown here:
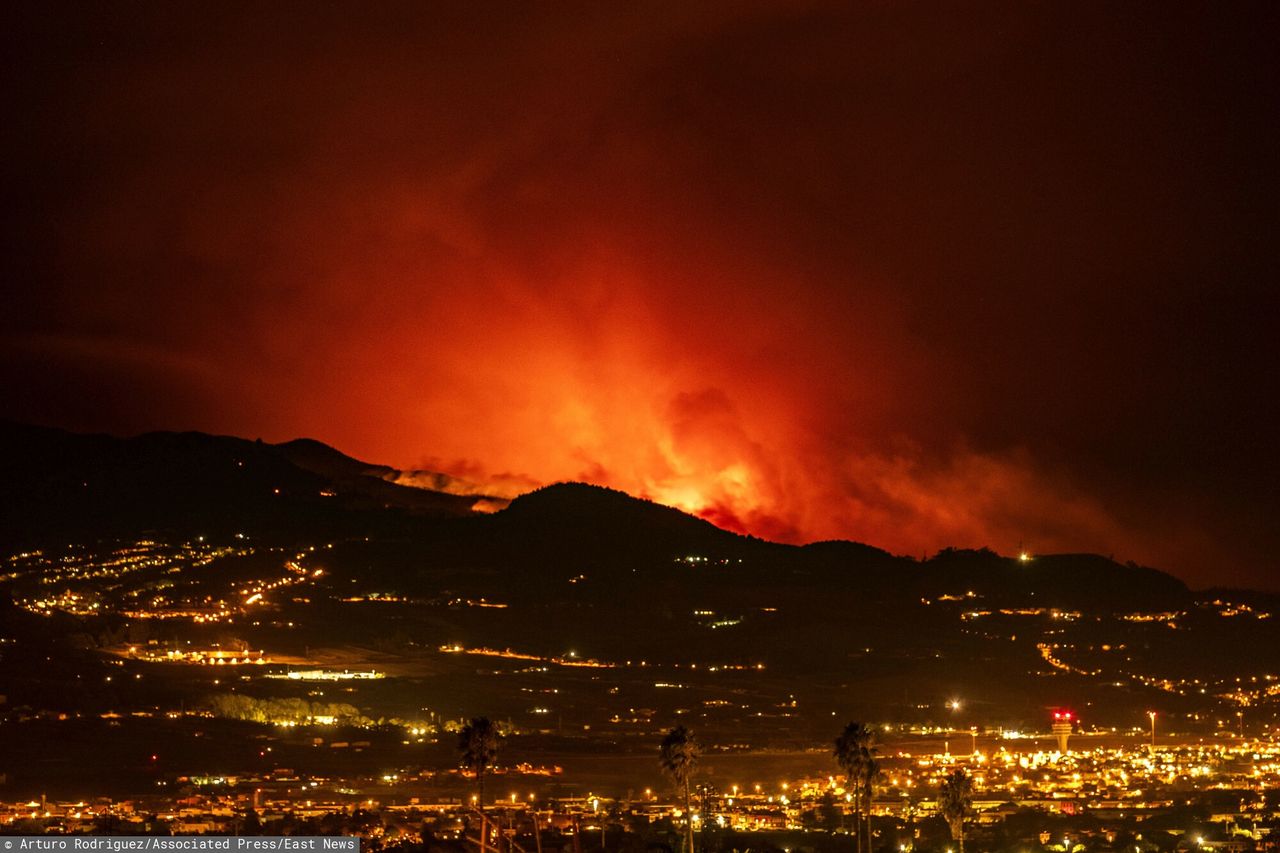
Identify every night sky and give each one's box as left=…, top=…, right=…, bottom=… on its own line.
left=3, top=4, right=1277, bottom=589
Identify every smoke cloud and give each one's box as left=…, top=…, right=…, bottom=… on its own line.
left=2, top=3, right=1277, bottom=587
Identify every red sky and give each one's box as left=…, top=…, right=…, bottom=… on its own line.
left=3, top=3, right=1278, bottom=587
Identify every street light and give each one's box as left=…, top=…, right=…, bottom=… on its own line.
left=945, top=699, right=969, bottom=756
left=1147, top=711, right=1156, bottom=750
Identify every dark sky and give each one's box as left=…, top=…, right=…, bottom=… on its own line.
left=3, top=3, right=1278, bottom=588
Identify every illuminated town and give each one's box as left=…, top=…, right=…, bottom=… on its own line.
left=3, top=532, right=1279, bottom=849
left=3, top=724, right=1279, bottom=850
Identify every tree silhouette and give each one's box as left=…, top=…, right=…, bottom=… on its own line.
left=938, top=768, right=974, bottom=853
left=859, top=752, right=881, bottom=853
left=659, top=725, right=700, bottom=853
left=835, top=722, right=877, bottom=853
left=458, top=716, right=500, bottom=812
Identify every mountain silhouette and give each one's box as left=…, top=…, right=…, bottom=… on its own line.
left=0, top=422, right=1192, bottom=612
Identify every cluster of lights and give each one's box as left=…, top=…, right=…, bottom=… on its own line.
left=439, top=644, right=616, bottom=669
left=127, top=647, right=271, bottom=665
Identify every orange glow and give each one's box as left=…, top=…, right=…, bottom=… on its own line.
left=3, top=3, right=1273, bottom=592
left=136, top=233, right=1161, bottom=560
left=225, top=244, right=1139, bottom=560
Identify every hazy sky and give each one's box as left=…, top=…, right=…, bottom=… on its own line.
left=3, top=3, right=1277, bottom=588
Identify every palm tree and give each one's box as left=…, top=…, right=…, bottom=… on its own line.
left=659, top=725, right=700, bottom=853
left=458, top=717, right=500, bottom=812
left=938, top=768, right=973, bottom=853
left=859, top=753, right=881, bottom=853
left=834, top=722, right=876, bottom=853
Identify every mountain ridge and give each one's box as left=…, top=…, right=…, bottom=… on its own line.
left=0, top=422, right=1196, bottom=606
left=8, top=422, right=1273, bottom=738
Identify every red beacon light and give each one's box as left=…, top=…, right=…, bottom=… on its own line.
left=1051, top=711, right=1074, bottom=752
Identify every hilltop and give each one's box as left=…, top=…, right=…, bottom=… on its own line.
left=0, top=423, right=1194, bottom=609
left=1, top=423, right=1277, bottom=750
left=0, top=421, right=496, bottom=546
